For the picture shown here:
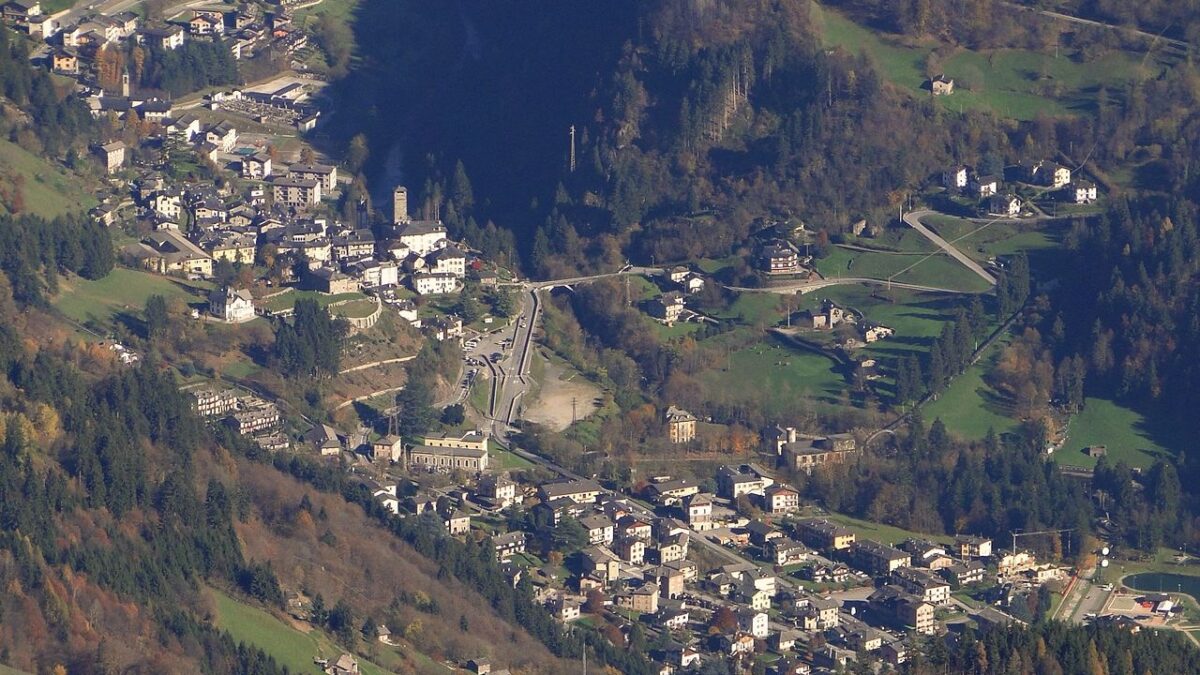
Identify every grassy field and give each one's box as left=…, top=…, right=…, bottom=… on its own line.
left=53, top=268, right=212, bottom=327
left=209, top=588, right=391, bottom=675
left=814, top=247, right=993, bottom=292
left=331, top=298, right=379, bottom=319
left=261, top=290, right=368, bottom=313
left=821, top=511, right=946, bottom=546
left=698, top=335, right=846, bottom=407
left=851, top=226, right=937, bottom=253
left=812, top=2, right=1162, bottom=120
left=715, top=292, right=786, bottom=326
left=0, top=139, right=96, bottom=219
left=649, top=319, right=703, bottom=340
left=296, top=0, right=359, bottom=24
left=815, top=286, right=979, bottom=367
left=924, top=334, right=1021, bottom=439
left=491, top=440, right=533, bottom=470
left=1058, top=398, right=1171, bottom=469
left=921, top=215, right=1065, bottom=263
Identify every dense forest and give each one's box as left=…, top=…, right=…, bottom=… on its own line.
left=0, top=213, right=113, bottom=305
left=333, top=0, right=1031, bottom=277
left=921, top=621, right=1200, bottom=675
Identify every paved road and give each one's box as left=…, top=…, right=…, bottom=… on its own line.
left=902, top=210, right=998, bottom=286
left=1000, top=1, right=1190, bottom=49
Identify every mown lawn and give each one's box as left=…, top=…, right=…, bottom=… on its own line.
left=53, top=268, right=211, bottom=327
left=921, top=215, right=1064, bottom=263
left=1058, top=398, right=1172, bottom=469
left=715, top=293, right=786, bottom=326
left=814, top=247, right=993, bottom=292
left=812, top=2, right=1164, bottom=120
left=698, top=336, right=846, bottom=408
left=491, top=440, right=533, bottom=470
left=822, top=512, right=947, bottom=546
left=261, top=290, right=367, bottom=313
left=331, top=298, right=379, bottom=319
left=924, top=335, right=1021, bottom=439
left=209, top=588, right=390, bottom=675
left=0, top=139, right=96, bottom=219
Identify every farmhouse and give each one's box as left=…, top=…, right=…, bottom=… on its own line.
left=860, top=322, right=894, bottom=343
left=929, top=73, right=954, bottom=95
left=942, top=164, right=969, bottom=189
left=971, top=175, right=1000, bottom=198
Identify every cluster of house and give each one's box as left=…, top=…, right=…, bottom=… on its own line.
left=291, top=403, right=1057, bottom=675
left=797, top=299, right=894, bottom=345
left=30, top=1, right=307, bottom=75
left=184, top=383, right=288, bottom=450
left=643, top=266, right=708, bottom=325
left=943, top=159, right=1097, bottom=213
left=117, top=169, right=475, bottom=320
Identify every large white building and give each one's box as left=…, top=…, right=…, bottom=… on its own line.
left=271, top=176, right=321, bottom=208
left=427, top=246, right=466, bottom=277
left=209, top=286, right=255, bottom=322
left=397, top=220, right=448, bottom=256
left=411, top=271, right=459, bottom=295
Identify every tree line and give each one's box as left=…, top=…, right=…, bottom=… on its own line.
left=803, top=414, right=1092, bottom=550
left=0, top=212, right=114, bottom=305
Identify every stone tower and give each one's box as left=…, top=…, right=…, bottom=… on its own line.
left=392, top=186, right=409, bottom=225
left=121, top=69, right=130, bottom=97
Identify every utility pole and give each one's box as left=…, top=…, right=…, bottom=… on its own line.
left=569, top=125, right=576, bottom=173
left=571, top=397, right=578, bottom=424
